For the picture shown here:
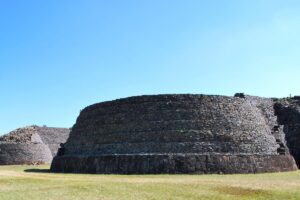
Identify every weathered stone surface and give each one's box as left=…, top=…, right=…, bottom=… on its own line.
left=0, top=143, right=52, bottom=165
left=35, top=126, right=70, bottom=156
left=0, top=125, right=70, bottom=165
left=274, top=97, right=300, bottom=166
left=51, top=94, right=298, bottom=174
left=51, top=154, right=297, bottom=174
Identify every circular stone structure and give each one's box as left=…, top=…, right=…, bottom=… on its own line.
left=0, top=126, right=70, bottom=165
left=51, top=94, right=297, bottom=174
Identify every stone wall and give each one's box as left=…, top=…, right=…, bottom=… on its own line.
left=274, top=97, right=300, bottom=166
left=35, top=127, right=70, bottom=156
left=51, top=154, right=296, bottom=174
left=51, top=94, right=297, bottom=174
left=0, top=143, right=52, bottom=164
left=0, top=126, right=70, bottom=165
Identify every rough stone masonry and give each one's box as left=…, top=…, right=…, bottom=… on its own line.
left=0, top=126, right=70, bottom=165
left=51, top=94, right=300, bottom=174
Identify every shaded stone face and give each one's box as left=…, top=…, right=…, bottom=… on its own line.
left=51, top=94, right=298, bottom=174
left=274, top=97, right=300, bottom=166
left=0, top=126, right=70, bottom=165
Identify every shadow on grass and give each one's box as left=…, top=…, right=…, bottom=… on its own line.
left=24, top=169, right=50, bottom=173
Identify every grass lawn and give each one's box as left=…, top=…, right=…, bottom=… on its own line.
left=1, top=165, right=300, bottom=200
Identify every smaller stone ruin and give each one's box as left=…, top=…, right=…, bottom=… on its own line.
left=0, top=125, right=70, bottom=165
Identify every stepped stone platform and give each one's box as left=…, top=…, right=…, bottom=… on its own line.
left=0, top=126, right=70, bottom=165
left=51, top=94, right=298, bottom=174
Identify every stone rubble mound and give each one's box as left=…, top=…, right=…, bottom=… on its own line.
left=0, top=126, right=38, bottom=144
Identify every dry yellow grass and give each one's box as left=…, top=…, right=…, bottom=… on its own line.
left=1, top=165, right=300, bottom=200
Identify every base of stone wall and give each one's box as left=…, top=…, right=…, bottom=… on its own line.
left=50, top=154, right=298, bottom=174
left=0, top=143, right=52, bottom=165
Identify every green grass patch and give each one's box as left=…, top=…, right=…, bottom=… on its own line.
left=0, top=165, right=300, bottom=200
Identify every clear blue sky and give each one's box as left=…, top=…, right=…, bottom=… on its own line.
left=1, top=0, right=300, bottom=134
